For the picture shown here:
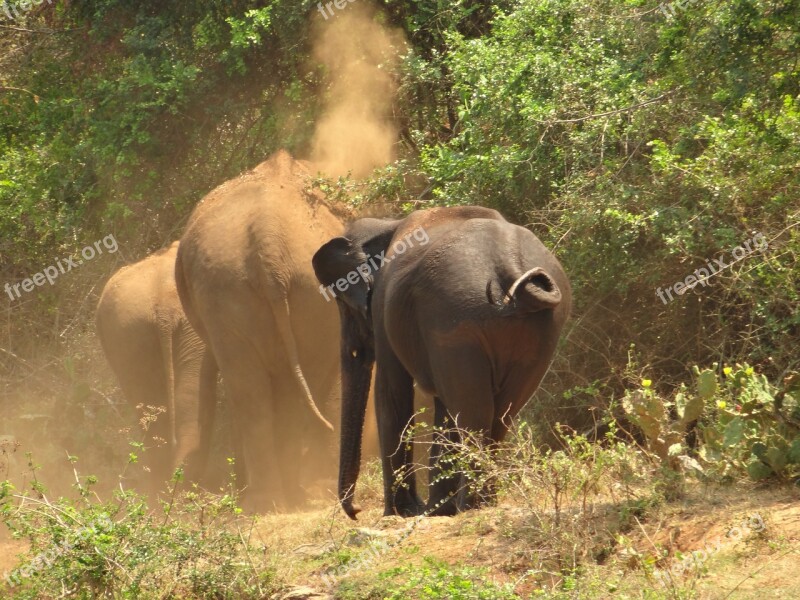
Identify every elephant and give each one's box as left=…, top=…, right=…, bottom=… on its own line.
left=96, top=242, right=220, bottom=495
left=312, top=205, right=571, bottom=518
left=175, top=150, right=345, bottom=511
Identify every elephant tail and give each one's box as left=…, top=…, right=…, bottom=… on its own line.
left=270, top=295, right=335, bottom=432
left=157, top=319, right=178, bottom=449
left=487, top=267, right=563, bottom=313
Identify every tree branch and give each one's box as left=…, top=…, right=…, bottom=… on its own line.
left=0, top=24, right=84, bottom=34
left=533, top=89, right=679, bottom=125
left=0, top=85, right=38, bottom=101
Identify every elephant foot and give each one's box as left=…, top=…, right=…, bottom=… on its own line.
left=387, top=489, right=425, bottom=518
left=426, top=497, right=459, bottom=517
left=385, top=504, right=425, bottom=518
left=427, top=485, right=496, bottom=516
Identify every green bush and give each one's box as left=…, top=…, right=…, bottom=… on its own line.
left=373, top=557, right=521, bottom=600
left=0, top=464, right=276, bottom=599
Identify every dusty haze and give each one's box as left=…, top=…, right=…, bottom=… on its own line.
left=309, top=2, right=406, bottom=179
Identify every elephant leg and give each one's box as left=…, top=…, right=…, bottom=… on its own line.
left=221, top=360, right=285, bottom=512
left=426, top=351, right=494, bottom=517
left=427, top=396, right=461, bottom=515
left=171, top=349, right=218, bottom=486
left=172, top=357, right=216, bottom=483
left=272, top=378, right=310, bottom=508
left=193, top=350, right=218, bottom=485
left=374, top=348, right=423, bottom=517
left=460, top=439, right=499, bottom=511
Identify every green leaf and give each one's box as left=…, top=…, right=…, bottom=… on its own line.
left=765, top=447, right=788, bottom=474
left=676, top=391, right=704, bottom=425
left=751, top=441, right=768, bottom=459
left=622, top=391, right=664, bottom=442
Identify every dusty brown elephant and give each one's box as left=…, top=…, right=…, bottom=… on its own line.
left=175, top=150, right=345, bottom=511
left=96, top=242, right=220, bottom=495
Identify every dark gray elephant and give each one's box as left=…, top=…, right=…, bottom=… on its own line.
left=96, top=242, right=219, bottom=494
left=313, top=206, right=571, bottom=518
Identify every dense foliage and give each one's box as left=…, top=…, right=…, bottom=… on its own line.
left=378, top=0, right=800, bottom=413
left=1, top=0, right=798, bottom=428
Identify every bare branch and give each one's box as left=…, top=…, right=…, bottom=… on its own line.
left=533, top=89, right=679, bottom=125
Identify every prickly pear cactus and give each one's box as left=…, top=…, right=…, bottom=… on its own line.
left=622, top=374, right=710, bottom=469
left=622, top=390, right=664, bottom=443
left=675, top=391, right=704, bottom=428
left=693, top=366, right=718, bottom=400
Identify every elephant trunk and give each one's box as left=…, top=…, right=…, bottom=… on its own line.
left=337, top=308, right=375, bottom=520
left=503, top=267, right=562, bottom=312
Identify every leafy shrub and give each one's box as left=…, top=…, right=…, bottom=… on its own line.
left=374, top=557, right=520, bottom=600
left=700, top=366, right=800, bottom=481
left=401, top=416, right=659, bottom=583
left=0, top=463, right=277, bottom=599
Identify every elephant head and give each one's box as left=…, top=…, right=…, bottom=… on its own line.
left=313, top=219, right=400, bottom=322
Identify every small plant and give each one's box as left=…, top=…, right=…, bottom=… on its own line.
left=374, top=557, right=520, bottom=600
left=400, top=416, right=656, bottom=587
left=700, top=367, right=800, bottom=481
left=0, top=454, right=277, bottom=599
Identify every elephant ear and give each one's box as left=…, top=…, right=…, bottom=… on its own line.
left=313, top=237, right=372, bottom=319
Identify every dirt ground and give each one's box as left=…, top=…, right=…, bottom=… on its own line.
left=241, top=482, right=800, bottom=598
left=1, top=461, right=798, bottom=598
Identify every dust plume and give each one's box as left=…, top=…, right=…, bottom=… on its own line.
left=309, top=2, right=406, bottom=179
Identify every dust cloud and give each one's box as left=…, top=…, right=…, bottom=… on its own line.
left=309, top=2, right=407, bottom=179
